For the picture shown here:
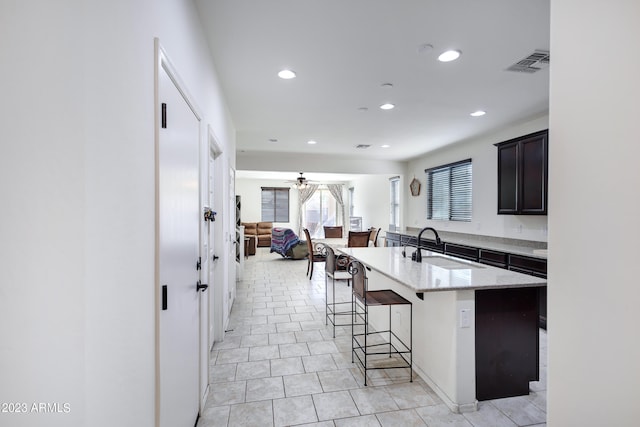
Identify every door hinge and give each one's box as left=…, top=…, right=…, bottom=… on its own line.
left=162, top=285, right=168, bottom=310
left=196, top=257, right=201, bottom=271
left=161, top=103, right=167, bottom=128
left=196, top=280, right=208, bottom=292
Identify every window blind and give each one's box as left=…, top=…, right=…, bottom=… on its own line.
left=426, top=159, right=472, bottom=222
left=261, top=187, right=290, bottom=222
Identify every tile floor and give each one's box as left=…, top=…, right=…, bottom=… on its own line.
left=197, top=248, right=547, bottom=427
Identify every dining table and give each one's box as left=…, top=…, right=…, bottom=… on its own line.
left=314, top=237, right=348, bottom=248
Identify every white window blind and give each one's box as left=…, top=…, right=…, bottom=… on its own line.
left=261, top=187, right=290, bottom=222
left=426, top=159, right=472, bottom=221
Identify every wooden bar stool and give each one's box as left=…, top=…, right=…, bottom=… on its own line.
left=322, top=244, right=352, bottom=338
left=349, top=260, right=413, bottom=386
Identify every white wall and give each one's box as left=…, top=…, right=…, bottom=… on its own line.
left=235, top=178, right=300, bottom=231
left=0, top=3, right=85, bottom=426
left=406, top=115, right=549, bottom=241
left=548, top=1, right=640, bottom=425
left=0, top=1, right=236, bottom=427
left=349, top=174, right=402, bottom=233
left=237, top=152, right=406, bottom=176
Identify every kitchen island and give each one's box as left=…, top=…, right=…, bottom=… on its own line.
left=337, top=246, right=546, bottom=413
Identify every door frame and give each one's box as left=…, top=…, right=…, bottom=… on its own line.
left=154, top=38, right=205, bottom=427
left=207, top=126, right=225, bottom=345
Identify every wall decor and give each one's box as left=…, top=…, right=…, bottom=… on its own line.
left=410, top=177, right=421, bottom=196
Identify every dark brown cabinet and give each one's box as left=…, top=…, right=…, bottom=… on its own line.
left=479, top=249, right=508, bottom=268
left=444, top=243, right=479, bottom=261
left=496, top=130, right=548, bottom=215
left=475, top=287, right=540, bottom=400
left=508, top=254, right=547, bottom=329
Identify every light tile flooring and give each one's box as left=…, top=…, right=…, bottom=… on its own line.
left=197, top=248, right=547, bottom=427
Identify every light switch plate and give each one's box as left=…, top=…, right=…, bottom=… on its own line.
left=460, top=309, right=471, bottom=328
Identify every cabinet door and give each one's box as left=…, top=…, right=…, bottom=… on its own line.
left=521, top=133, right=548, bottom=214
left=497, top=142, right=519, bottom=214
left=385, top=232, right=401, bottom=247
left=444, top=243, right=479, bottom=261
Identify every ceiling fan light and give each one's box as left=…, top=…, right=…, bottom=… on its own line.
left=292, top=172, right=310, bottom=189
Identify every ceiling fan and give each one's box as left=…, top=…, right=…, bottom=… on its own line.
left=288, top=172, right=318, bottom=189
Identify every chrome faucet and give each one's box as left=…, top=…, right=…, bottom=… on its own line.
left=412, top=227, right=441, bottom=263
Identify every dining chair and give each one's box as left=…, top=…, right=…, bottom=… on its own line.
left=304, top=228, right=326, bottom=278
left=323, top=225, right=343, bottom=238
left=347, top=231, right=371, bottom=247
left=368, top=227, right=381, bottom=247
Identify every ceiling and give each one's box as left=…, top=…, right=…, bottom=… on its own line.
left=196, top=0, right=550, bottom=163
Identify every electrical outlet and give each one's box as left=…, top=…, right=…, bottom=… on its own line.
left=394, top=309, right=402, bottom=325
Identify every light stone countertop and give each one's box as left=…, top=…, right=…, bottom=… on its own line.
left=337, top=247, right=546, bottom=293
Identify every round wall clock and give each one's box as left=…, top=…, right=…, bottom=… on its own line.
left=410, top=177, right=421, bottom=196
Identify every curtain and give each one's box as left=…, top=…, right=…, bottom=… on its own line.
left=327, top=184, right=346, bottom=229
left=297, top=184, right=318, bottom=237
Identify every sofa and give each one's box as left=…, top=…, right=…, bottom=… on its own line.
left=241, top=222, right=273, bottom=247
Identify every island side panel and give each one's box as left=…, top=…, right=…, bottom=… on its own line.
left=475, top=287, right=540, bottom=400
left=365, top=269, right=477, bottom=412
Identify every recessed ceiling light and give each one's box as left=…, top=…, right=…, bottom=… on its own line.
left=278, top=69, right=296, bottom=79
left=307, top=140, right=317, bottom=145
left=380, top=103, right=395, bottom=110
left=438, top=50, right=461, bottom=62
left=358, top=107, right=369, bottom=112
left=381, top=83, right=393, bottom=89
left=470, top=110, right=486, bottom=117
left=268, top=138, right=278, bottom=143
left=381, top=144, right=390, bottom=148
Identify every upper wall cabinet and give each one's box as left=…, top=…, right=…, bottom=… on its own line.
left=495, top=130, right=548, bottom=215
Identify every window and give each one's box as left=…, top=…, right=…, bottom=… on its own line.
left=389, top=177, right=400, bottom=231
left=426, top=159, right=472, bottom=222
left=304, top=189, right=338, bottom=238
left=261, top=187, right=289, bottom=222
left=348, top=187, right=355, bottom=217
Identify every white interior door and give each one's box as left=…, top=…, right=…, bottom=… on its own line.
left=227, top=167, right=236, bottom=319
left=199, top=140, right=220, bottom=409
left=157, top=52, right=200, bottom=427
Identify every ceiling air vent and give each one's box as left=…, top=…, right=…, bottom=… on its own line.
left=505, top=50, right=550, bottom=73
left=355, top=144, right=371, bottom=149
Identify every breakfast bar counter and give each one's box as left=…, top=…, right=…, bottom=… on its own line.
left=337, top=246, right=546, bottom=413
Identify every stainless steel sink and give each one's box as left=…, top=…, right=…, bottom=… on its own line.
left=421, top=255, right=483, bottom=270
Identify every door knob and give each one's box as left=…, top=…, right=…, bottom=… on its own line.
left=213, top=255, right=220, bottom=261
left=196, top=280, right=208, bottom=292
